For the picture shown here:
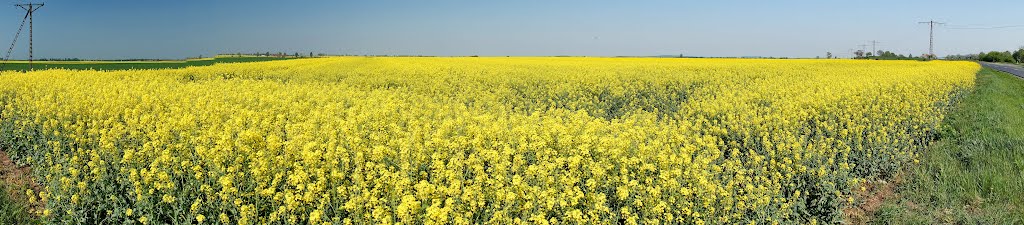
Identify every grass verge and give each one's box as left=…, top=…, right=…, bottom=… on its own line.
left=873, top=68, right=1024, bottom=224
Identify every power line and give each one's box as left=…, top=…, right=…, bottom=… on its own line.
left=0, top=8, right=28, bottom=70
left=869, top=40, right=881, bottom=54
left=945, top=24, right=1024, bottom=30
left=918, top=20, right=944, bottom=58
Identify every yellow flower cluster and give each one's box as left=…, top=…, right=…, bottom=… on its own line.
left=0, top=57, right=977, bottom=224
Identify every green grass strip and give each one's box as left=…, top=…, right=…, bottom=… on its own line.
left=876, top=68, right=1024, bottom=224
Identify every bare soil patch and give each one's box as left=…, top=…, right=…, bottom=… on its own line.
left=0, top=149, right=42, bottom=212
left=842, top=175, right=902, bottom=225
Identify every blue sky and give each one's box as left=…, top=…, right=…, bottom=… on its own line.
left=1, top=0, right=1022, bottom=59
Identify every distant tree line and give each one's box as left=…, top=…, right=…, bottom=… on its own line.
left=232, top=52, right=324, bottom=58
left=37, top=58, right=86, bottom=61
left=946, top=47, right=1024, bottom=63
left=852, top=50, right=926, bottom=60
left=37, top=58, right=176, bottom=61
left=35, top=52, right=329, bottom=61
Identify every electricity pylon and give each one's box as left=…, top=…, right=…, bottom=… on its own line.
left=918, top=20, right=944, bottom=59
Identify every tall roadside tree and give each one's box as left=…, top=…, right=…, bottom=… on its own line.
left=1012, top=46, right=1024, bottom=64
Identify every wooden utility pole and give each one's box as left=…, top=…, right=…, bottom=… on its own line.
left=16, top=3, right=43, bottom=70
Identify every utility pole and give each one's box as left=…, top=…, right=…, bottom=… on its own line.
left=16, top=3, right=43, bottom=70
left=870, top=40, right=881, bottom=55
left=918, top=20, right=944, bottom=59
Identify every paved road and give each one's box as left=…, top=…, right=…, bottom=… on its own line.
left=979, top=62, right=1024, bottom=79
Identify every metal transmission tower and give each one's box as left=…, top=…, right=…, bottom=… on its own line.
left=918, top=20, right=944, bottom=58
left=870, top=40, right=881, bottom=54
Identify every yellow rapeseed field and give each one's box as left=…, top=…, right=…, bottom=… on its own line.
left=0, top=57, right=978, bottom=224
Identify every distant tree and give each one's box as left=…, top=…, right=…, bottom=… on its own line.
left=946, top=53, right=980, bottom=61
left=310, top=52, right=314, bottom=58
left=854, top=50, right=865, bottom=58
left=877, top=51, right=897, bottom=58
left=865, top=52, right=873, bottom=57
left=979, top=51, right=1015, bottom=63
left=1013, top=47, right=1024, bottom=63
left=826, top=52, right=833, bottom=59
left=978, top=52, right=990, bottom=61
